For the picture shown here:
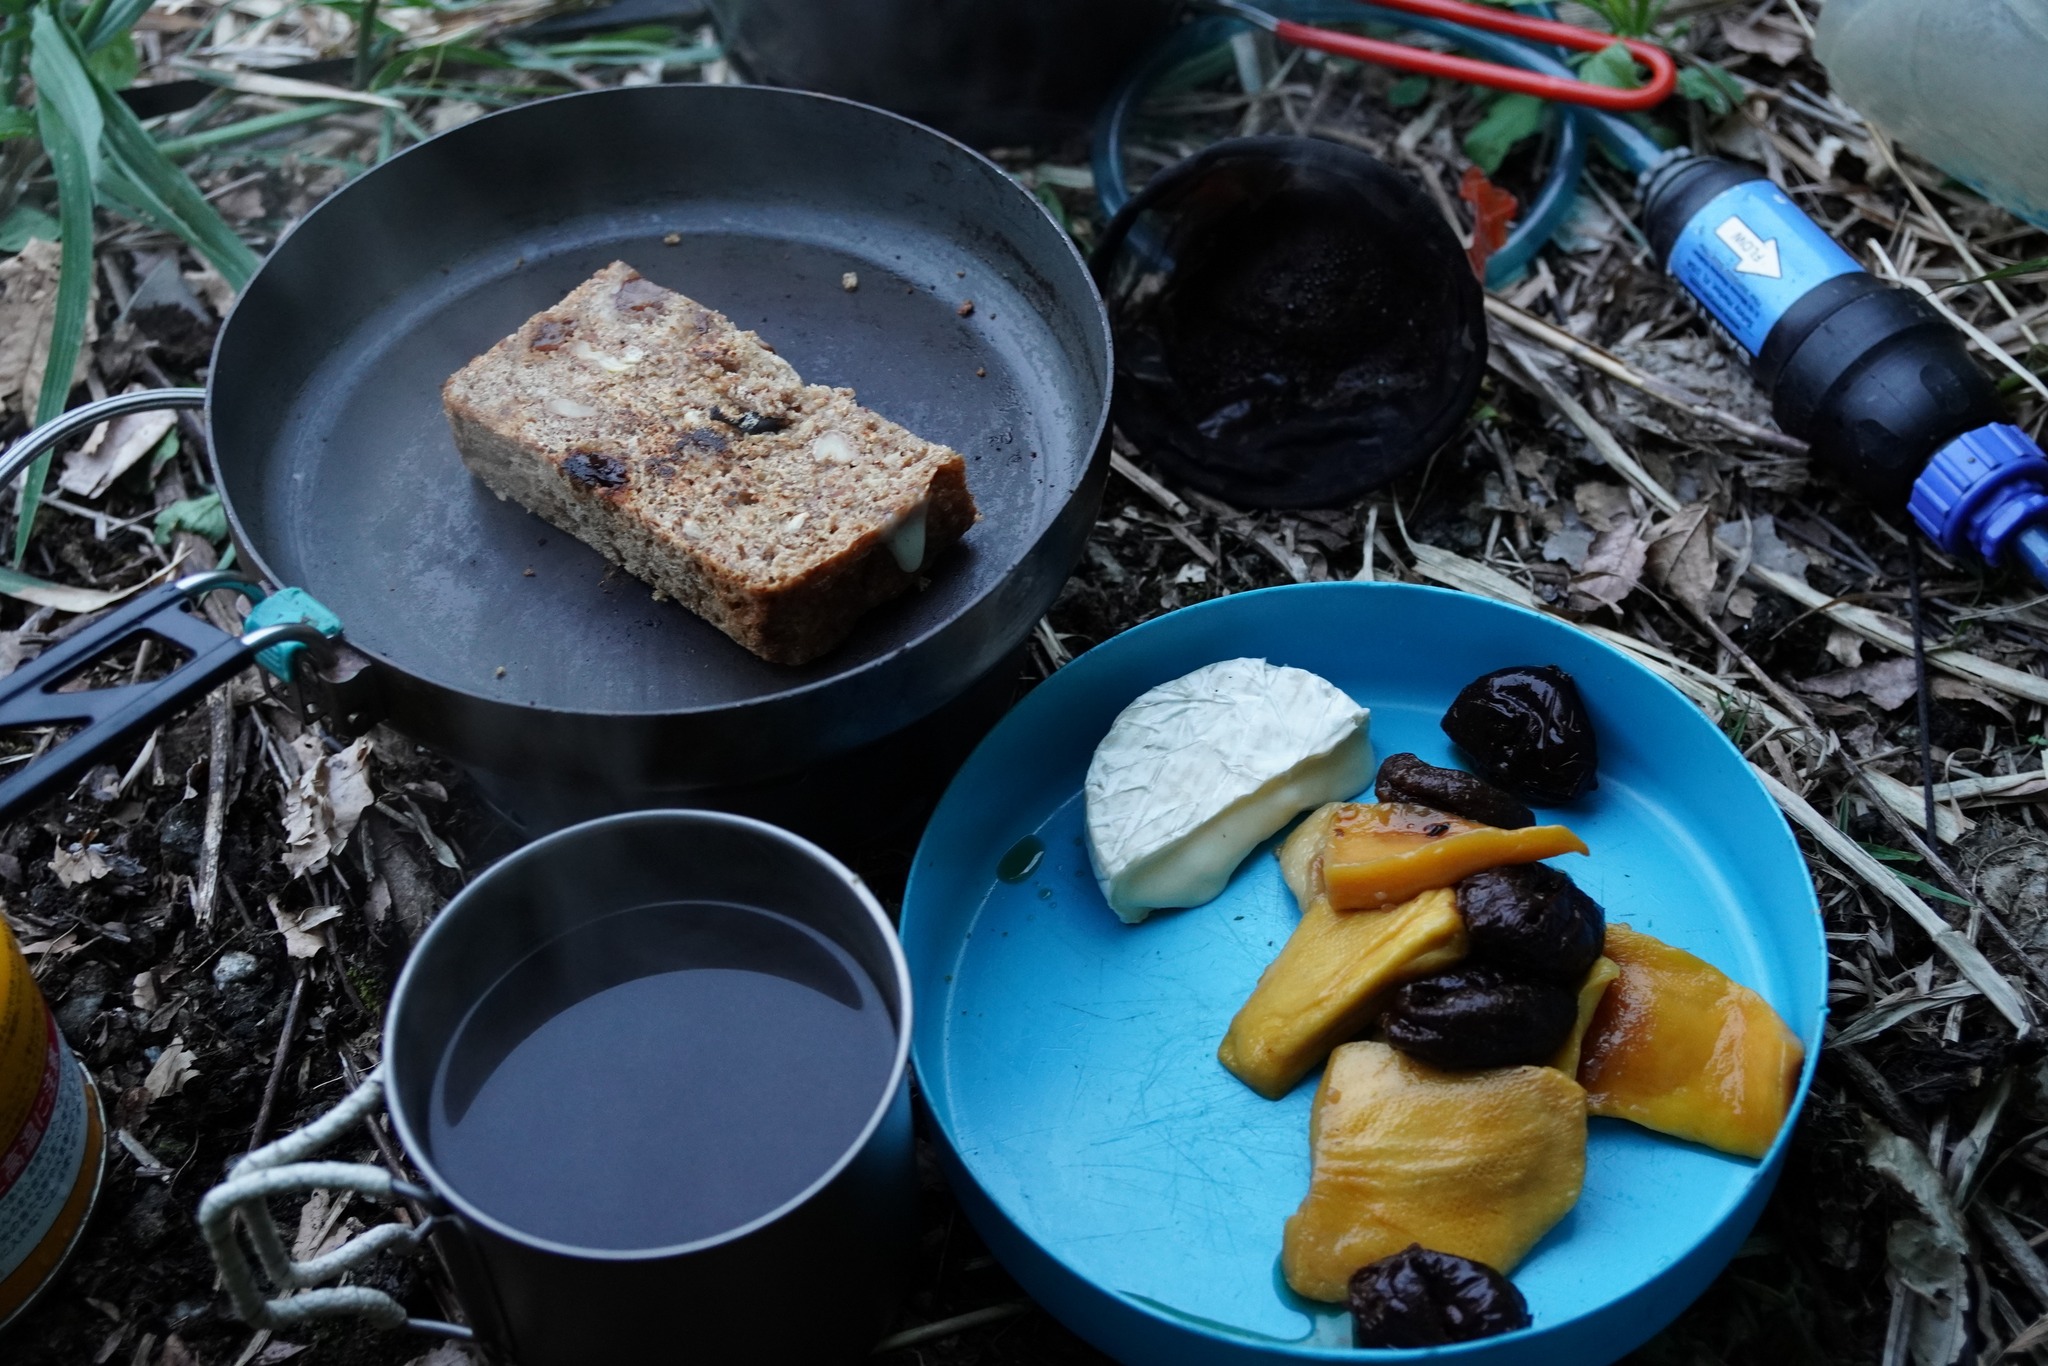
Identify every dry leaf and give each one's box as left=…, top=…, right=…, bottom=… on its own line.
left=400, top=1345, right=478, bottom=1366
left=157, top=1333, right=201, bottom=1366
left=1863, top=1120, right=1971, bottom=1366
left=1929, top=676, right=2014, bottom=722
left=131, top=970, right=159, bottom=1012
left=0, top=239, right=97, bottom=419
left=1716, top=514, right=1810, bottom=582
left=1643, top=504, right=1717, bottom=614
left=270, top=899, right=343, bottom=959
left=290, top=1190, right=361, bottom=1263
left=1800, top=657, right=1919, bottom=711
left=182, top=264, right=236, bottom=318
left=1572, top=481, right=1635, bottom=533
left=1540, top=521, right=1594, bottom=571
left=1607, top=336, right=1778, bottom=447
left=290, top=1189, right=335, bottom=1262
left=0, top=627, right=32, bottom=679
left=281, top=736, right=376, bottom=876
left=426, top=99, right=486, bottom=133
left=364, top=874, right=393, bottom=928
left=253, top=1343, right=309, bottom=1364
left=60, top=395, right=178, bottom=499
left=1825, top=626, right=1866, bottom=669
left=50, top=843, right=111, bottom=887
left=1568, top=515, right=1647, bottom=611
left=143, top=1036, right=199, bottom=1100
left=1720, top=12, right=1806, bottom=65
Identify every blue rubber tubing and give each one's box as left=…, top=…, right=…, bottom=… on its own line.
left=1089, top=2, right=1661, bottom=288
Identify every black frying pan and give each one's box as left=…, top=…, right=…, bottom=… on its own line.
left=0, top=85, right=1111, bottom=814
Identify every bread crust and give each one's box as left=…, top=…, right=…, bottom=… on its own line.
left=441, top=261, right=978, bottom=664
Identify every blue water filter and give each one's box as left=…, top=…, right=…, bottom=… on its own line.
left=1641, top=155, right=2048, bottom=587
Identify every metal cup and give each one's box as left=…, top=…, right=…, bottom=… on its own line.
left=201, top=811, right=915, bottom=1364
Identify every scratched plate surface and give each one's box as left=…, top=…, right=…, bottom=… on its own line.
left=901, top=583, right=1827, bottom=1365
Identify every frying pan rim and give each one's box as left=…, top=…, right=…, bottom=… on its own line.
left=204, top=82, right=1113, bottom=722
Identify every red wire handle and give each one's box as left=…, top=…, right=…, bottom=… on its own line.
left=1270, top=0, right=1677, bottom=112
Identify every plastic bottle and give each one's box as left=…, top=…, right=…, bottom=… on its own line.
left=1814, top=0, right=2048, bottom=230
left=1640, top=156, right=2048, bottom=587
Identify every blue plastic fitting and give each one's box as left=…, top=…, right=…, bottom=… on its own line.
left=244, top=586, right=345, bottom=680
left=1908, top=423, right=2048, bottom=587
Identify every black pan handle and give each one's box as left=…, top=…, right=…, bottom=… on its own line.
left=0, top=571, right=329, bottom=818
left=0, top=390, right=336, bottom=820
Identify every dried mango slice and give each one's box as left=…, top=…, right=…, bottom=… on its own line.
left=1282, top=1042, right=1586, bottom=1302
left=1322, top=802, right=1587, bottom=911
left=1219, top=888, right=1467, bottom=1100
left=1547, top=956, right=1620, bottom=1075
left=1577, top=924, right=1804, bottom=1160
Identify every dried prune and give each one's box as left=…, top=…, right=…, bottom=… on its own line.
left=1349, top=1244, right=1530, bottom=1348
left=1457, top=864, right=1604, bottom=983
left=1374, top=753, right=1534, bottom=829
left=1441, top=665, right=1597, bottom=804
left=561, top=451, right=628, bottom=490
left=1380, top=966, right=1576, bottom=1070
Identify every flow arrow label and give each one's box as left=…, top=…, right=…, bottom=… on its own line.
left=1714, top=216, right=1782, bottom=278
left=1673, top=181, right=1860, bottom=355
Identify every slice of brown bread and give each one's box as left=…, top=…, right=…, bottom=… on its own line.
left=441, top=261, right=978, bottom=665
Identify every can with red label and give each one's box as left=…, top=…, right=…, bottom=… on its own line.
left=0, top=918, right=105, bottom=1330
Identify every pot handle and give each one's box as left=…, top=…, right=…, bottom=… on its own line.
left=0, top=388, right=206, bottom=486
left=198, top=1069, right=475, bottom=1340
left=0, top=570, right=335, bottom=818
left=0, top=391, right=347, bottom=821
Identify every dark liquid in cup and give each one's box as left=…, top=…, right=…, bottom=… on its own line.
left=426, top=901, right=896, bottom=1250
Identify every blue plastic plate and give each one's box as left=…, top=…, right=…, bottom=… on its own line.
left=902, top=583, right=1827, bottom=1365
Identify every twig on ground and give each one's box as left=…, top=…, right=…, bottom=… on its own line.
left=1493, top=342, right=1681, bottom=516
left=1484, top=296, right=1809, bottom=454
left=246, top=971, right=307, bottom=1152
left=1109, top=447, right=1191, bottom=519
left=1975, top=1205, right=2048, bottom=1312
left=872, top=1303, right=1032, bottom=1354
left=1868, top=241, right=2048, bottom=405
left=191, top=686, right=234, bottom=927
left=1862, top=126, right=2041, bottom=350
left=1758, top=766, right=2035, bottom=1035
left=1505, top=341, right=2048, bottom=709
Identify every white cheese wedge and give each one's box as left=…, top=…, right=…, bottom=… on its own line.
left=1084, top=658, right=1372, bottom=924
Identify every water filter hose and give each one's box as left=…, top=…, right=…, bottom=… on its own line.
left=1092, top=2, right=1662, bottom=289
left=1091, top=7, right=2048, bottom=587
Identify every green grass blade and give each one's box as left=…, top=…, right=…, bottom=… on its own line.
left=39, top=8, right=259, bottom=287
left=1890, top=869, right=1971, bottom=906
left=154, top=99, right=351, bottom=160
left=23, top=5, right=104, bottom=566
left=29, top=7, right=102, bottom=180
left=97, top=97, right=261, bottom=287
left=1956, top=254, right=2048, bottom=287
left=80, top=0, right=155, bottom=51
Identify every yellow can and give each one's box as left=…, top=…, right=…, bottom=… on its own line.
left=0, top=918, right=105, bottom=1330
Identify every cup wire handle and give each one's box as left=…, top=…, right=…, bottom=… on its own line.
left=0, top=388, right=207, bottom=487
left=197, top=1068, right=474, bottom=1340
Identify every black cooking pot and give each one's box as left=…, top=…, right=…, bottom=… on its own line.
left=705, top=0, right=1180, bottom=144
left=0, top=85, right=1111, bottom=830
